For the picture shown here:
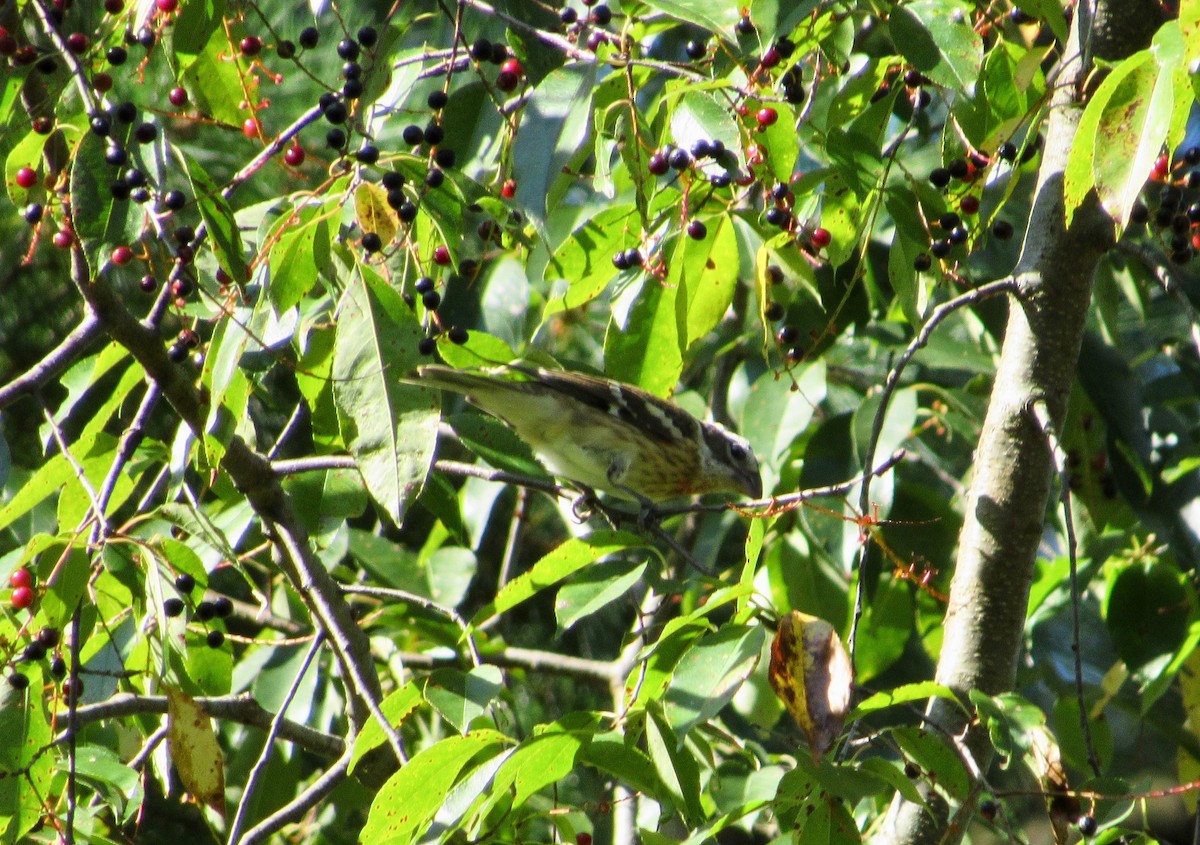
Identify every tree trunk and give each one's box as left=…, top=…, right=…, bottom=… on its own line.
left=880, top=1, right=1161, bottom=841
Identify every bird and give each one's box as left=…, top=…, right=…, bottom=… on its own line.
left=408, top=364, right=763, bottom=504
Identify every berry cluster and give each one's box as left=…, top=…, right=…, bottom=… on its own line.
left=163, top=572, right=234, bottom=649
left=5, top=568, right=70, bottom=691
left=1135, top=150, right=1200, bottom=265
left=558, top=0, right=618, bottom=52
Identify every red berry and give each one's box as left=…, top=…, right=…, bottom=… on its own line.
left=93, top=72, right=113, bottom=93
left=169, top=87, right=188, bottom=107
left=811, top=227, right=832, bottom=249
left=156, top=0, right=178, bottom=12
left=500, top=58, right=523, bottom=77
left=1192, top=233, right=1200, bottom=251
left=112, top=245, right=134, bottom=265
left=242, top=117, right=260, bottom=139
left=756, top=107, right=778, bottom=128
left=501, top=179, right=516, bottom=198
left=66, top=33, right=88, bottom=54
left=760, top=47, right=781, bottom=69
left=104, top=0, right=124, bottom=12
left=577, top=835, right=593, bottom=845
left=960, top=195, right=980, bottom=215
left=1152, top=153, right=1169, bottom=181
left=14, top=167, right=37, bottom=189
left=52, top=228, right=74, bottom=249
left=283, top=143, right=305, bottom=166
left=11, top=586, right=34, bottom=610
left=240, top=36, right=262, bottom=56
left=433, top=245, right=452, bottom=265
left=747, top=144, right=766, bottom=166
left=9, top=569, right=32, bottom=589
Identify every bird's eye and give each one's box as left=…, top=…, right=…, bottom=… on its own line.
left=729, top=444, right=746, bottom=461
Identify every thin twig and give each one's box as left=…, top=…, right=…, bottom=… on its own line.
left=343, top=584, right=481, bottom=667
left=235, top=737, right=357, bottom=845
left=849, top=277, right=1019, bottom=656
left=270, top=527, right=408, bottom=765
left=1030, top=399, right=1100, bottom=778
left=40, top=402, right=108, bottom=539
left=91, top=382, right=160, bottom=544
left=227, top=634, right=326, bottom=845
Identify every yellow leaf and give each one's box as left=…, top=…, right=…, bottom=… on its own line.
left=355, top=182, right=398, bottom=248
left=165, top=686, right=226, bottom=818
left=767, top=610, right=854, bottom=759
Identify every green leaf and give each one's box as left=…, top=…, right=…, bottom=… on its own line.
left=36, top=542, right=90, bottom=636
left=605, top=250, right=683, bottom=396
left=581, top=731, right=667, bottom=798
left=183, top=152, right=246, bottom=285
left=889, top=1, right=983, bottom=92
left=645, top=707, right=703, bottom=824
left=266, top=201, right=332, bottom=311
left=848, top=682, right=962, bottom=721
left=481, top=725, right=589, bottom=812
left=892, top=726, right=970, bottom=801
left=680, top=215, right=739, bottom=348
left=664, top=624, right=765, bottom=736
left=670, top=91, right=741, bottom=168
left=70, top=130, right=135, bottom=267
left=168, top=0, right=226, bottom=64
left=1103, top=560, right=1194, bottom=671
left=333, top=267, right=439, bottom=521
left=178, top=34, right=250, bottom=126
left=445, top=411, right=549, bottom=482
left=795, top=792, right=862, bottom=845
left=641, top=0, right=738, bottom=41
left=361, top=731, right=509, bottom=844
left=1092, top=51, right=1175, bottom=228
left=556, top=558, right=649, bottom=631
left=0, top=663, right=52, bottom=842
left=473, top=531, right=647, bottom=626
left=349, top=683, right=424, bottom=774
left=513, top=64, right=597, bottom=228
left=544, top=204, right=639, bottom=319
left=424, top=666, right=504, bottom=735
left=743, top=361, right=826, bottom=472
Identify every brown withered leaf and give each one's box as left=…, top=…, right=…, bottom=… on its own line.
left=768, top=610, right=854, bottom=760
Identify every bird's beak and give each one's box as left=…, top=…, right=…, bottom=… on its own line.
left=741, top=472, right=763, bottom=500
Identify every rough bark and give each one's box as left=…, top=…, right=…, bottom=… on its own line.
left=880, top=1, right=1161, bottom=841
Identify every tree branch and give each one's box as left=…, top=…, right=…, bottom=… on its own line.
left=58, top=692, right=343, bottom=758
left=0, top=314, right=102, bottom=410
